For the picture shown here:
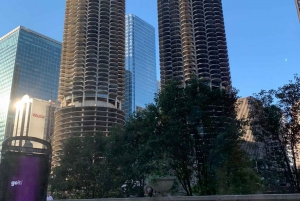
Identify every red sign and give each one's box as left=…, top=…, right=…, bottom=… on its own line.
left=32, top=113, right=45, bottom=119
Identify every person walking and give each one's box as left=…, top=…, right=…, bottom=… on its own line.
left=46, top=192, right=53, bottom=200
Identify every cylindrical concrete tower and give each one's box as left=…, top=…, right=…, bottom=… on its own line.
left=52, top=0, right=125, bottom=166
left=158, top=0, right=231, bottom=89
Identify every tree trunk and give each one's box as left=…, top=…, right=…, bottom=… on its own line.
left=291, top=141, right=300, bottom=192
left=276, top=134, right=297, bottom=192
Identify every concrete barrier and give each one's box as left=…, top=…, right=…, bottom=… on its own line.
left=54, top=194, right=300, bottom=201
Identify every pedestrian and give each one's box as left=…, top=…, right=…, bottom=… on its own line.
left=144, top=185, right=153, bottom=197
left=47, top=192, right=53, bottom=200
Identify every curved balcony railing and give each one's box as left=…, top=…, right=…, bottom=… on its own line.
left=54, top=0, right=126, bottom=166
left=58, top=0, right=125, bottom=106
left=158, top=0, right=231, bottom=88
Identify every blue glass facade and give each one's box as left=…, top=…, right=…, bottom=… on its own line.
left=0, top=26, right=61, bottom=148
left=124, top=14, right=157, bottom=119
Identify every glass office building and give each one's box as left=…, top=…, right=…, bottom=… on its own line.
left=124, top=14, right=157, bottom=119
left=0, top=26, right=61, bottom=149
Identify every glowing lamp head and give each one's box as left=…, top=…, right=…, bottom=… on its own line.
left=15, top=101, right=23, bottom=109
left=15, top=95, right=32, bottom=109
left=21, top=95, right=32, bottom=103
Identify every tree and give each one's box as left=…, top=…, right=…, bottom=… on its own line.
left=116, top=78, right=260, bottom=196
left=249, top=75, right=300, bottom=193
left=215, top=144, right=261, bottom=195
left=51, top=77, right=261, bottom=198
left=276, top=75, right=300, bottom=191
left=49, top=133, right=123, bottom=199
left=181, top=79, right=259, bottom=195
left=249, top=92, right=294, bottom=193
left=105, top=124, right=153, bottom=197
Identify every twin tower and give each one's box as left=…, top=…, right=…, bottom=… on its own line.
left=52, top=0, right=231, bottom=165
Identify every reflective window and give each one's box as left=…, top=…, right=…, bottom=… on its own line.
left=0, top=27, right=61, bottom=149
left=124, top=15, right=157, bottom=120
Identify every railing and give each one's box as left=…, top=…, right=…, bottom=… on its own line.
left=53, top=194, right=300, bottom=201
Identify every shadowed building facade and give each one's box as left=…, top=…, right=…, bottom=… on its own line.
left=157, top=0, right=231, bottom=89
left=52, top=0, right=125, bottom=166
left=237, top=97, right=263, bottom=159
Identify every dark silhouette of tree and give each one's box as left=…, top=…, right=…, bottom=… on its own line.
left=112, top=78, right=260, bottom=196
left=249, top=75, right=300, bottom=193
left=50, top=78, right=261, bottom=198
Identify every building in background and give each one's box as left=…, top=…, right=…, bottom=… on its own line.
left=0, top=26, right=61, bottom=151
left=13, top=95, right=59, bottom=148
left=157, top=81, right=161, bottom=93
left=157, top=0, right=231, bottom=89
left=52, top=0, right=126, bottom=166
left=238, top=97, right=300, bottom=168
left=237, top=97, right=262, bottom=159
left=123, top=14, right=157, bottom=119
left=157, top=1, right=232, bottom=174
left=238, top=97, right=294, bottom=189
left=295, top=0, right=300, bottom=21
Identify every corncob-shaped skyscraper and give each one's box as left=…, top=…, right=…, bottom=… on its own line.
left=158, top=0, right=231, bottom=89
left=52, top=0, right=125, bottom=166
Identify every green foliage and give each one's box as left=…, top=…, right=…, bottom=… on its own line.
left=49, top=133, right=123, bottom=199
left=105, top=125, right=149, bottom=197
left=116, top=78, right=260, bottom=196
left=249, top=74, right=300, bottom=193
left=215, top=146, right=261, bottom=195
left=51, top=77, right=263, bottom=198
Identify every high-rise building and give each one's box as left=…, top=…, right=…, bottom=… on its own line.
left=123, top=14, right=157, bottom=119
left=157, top=0, right=231, bottom=89
left=295, top=0, right=300, bottom=21
left=157, top=81, right=161, bottom=93
left=52, top=0, right=125, bottom=165
left=13, top=95, right=59, bottom=148
left=236, top=97, right=263, bottom=159
left=0, top=26, right=61, bottom=151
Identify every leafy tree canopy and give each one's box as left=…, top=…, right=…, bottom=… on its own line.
left=50, top=133, right=124, bottom=199
left=50, top=78, right=261, bottom=198
left=249, top=75, right=300, bottom=193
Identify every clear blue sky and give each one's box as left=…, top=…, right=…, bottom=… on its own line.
left=0, top=1, right=299, bottom=98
